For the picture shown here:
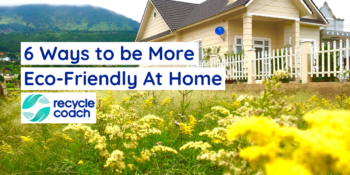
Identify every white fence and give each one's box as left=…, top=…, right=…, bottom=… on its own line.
left=213, top=54, right=248, bottom=80
left=188, top=60, right=210, bottom=68
left=191, top=47, right=301, bottom=81
left=253, top=47, right=301, bottom=79
left=189, top=41, right=350, bottom=83
left=309, top=40, right=350, bottom=80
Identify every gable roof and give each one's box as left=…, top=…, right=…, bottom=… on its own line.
left=140, top=30, right=172, bottom=42
left=178, top=0, right=248, bottom=29
left=321, top=1, right=344, bottom=20
left=138, top=0, right=328, bottom=42
left=151, top=0, right=197, bottom=31
left=300, top=18, right=325, bottom=25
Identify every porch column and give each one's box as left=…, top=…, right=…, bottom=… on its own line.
left=291, top=20, right=300, bottom=47
left=301, top=41, right=312, bottom=84
left=243, top=13, right=253, bottom=50
left=175, top=32, right=181, bottom=42
left=243, top=13, right=255, bottom=84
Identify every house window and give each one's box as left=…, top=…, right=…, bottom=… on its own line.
left=254, top=41, right=263, bottom=45
left=192, top=39, right=203, bottom=63
left=253, top=38, right=270, bottom=55
left=264, top=41, right=269, bottom=54
left=153, top=12, right=157, bottom=19
left=234, top=37, right=243, bottom=54
left=234, top=37, right=270, bottom=55
left=299, top=39, right=316, bottom=47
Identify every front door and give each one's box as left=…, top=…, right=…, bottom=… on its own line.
left=253, top=38, right=271, bottom=78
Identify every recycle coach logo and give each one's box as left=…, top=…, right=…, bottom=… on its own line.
left=22, top=94, right=51, bottom=122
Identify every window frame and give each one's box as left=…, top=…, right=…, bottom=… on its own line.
left=153, top=11, right=157, bottom=19
left=191, top=39, right=203, bottom=63
left=233, top=36, right=271, bottom=54
left=234, top=36, right=243, bottom=54
left=252, top=37, right=271, bottom=55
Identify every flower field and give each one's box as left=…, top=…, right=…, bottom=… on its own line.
left=1, top=73, right=350, bottom=174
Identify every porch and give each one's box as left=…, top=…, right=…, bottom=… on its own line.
left=226, top=13, right=301, bottom=54
left=192, top=39, right=350, bottom=85
left=194, top=13, right=304, bottom=84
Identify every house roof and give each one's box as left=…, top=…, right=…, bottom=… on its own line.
left=2, top=57, right=10, bottom=61
left=140, top=30, right=172, bottom=42
left=139, top=0, right=328, bottom=41
left=300, top=18, right=325, bottom=25
left=151, top=0, right=197, bottom=31
left=178, top=0, right=248, bottom=29
left=321, top=1, right=344, bottom=21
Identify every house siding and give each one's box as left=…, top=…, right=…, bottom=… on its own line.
left=247, top=0, right=299, bottom=19
left=179, top=18, right=230, bottom=55
left=252, top=20, right=278, bottom=49
left=141, top=5, right=170, bottom=40
left=300, top=25, right=320, bottom=44
left=157, top=36, right=176, bottom=42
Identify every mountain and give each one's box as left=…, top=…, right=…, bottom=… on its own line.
left=0, top=5, right=139, bottom=53
left=0, top=5, right=140, bottom=33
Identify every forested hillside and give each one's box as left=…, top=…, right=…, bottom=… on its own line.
left=0, top=5, right=139, bottom=32
left=0, top=31, right=137, bottom=53
left=0, top=4, right=139, bottom=54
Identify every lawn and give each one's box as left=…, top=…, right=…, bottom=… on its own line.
left=6, top=88, right=20, bottom=91
left=0, top=74, right=349, bottom=175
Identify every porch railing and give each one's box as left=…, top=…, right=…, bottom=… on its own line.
left=213, top=54, right=248, bottom=80
left=308, top=39, right=350, bottom=80
left=253, top=47, right=302, bottom=79
left=188, top=60, right=210, bottom=68
left=187, top=41, right=350, bottom=83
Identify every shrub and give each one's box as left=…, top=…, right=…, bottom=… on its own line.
left=5, top=83, right=14, bottom=88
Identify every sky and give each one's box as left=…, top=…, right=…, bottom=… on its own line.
left=1, top=0, right=350, bottom=30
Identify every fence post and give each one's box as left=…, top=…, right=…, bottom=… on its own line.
left=209, top=55, right=216, bottom=67
left=301, top=41, right=312, bottom=84
left=247, top=49, right=256, bottom=84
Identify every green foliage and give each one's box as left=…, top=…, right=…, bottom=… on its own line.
left=6, top=53, right=17, bottom=61
left=5, top=83, right=14, bottom=88
left=0, top=31, right=137, bottom=53
left=0, top=87, right=338, bottom=174
left=0, top=5, right=139, bottom=32
left=202, top=46, right=221, bottom=61
left=0, top=74, right=3, bottom=82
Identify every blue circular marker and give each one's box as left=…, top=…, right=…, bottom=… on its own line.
left=215, top=27, right=225, bottom=35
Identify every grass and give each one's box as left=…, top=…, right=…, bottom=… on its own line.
left=0, top=87, right=338, bottom=174
left=6, top=88, right=20, bottom=91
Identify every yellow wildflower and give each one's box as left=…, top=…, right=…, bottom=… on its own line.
left=143, top=97, right=154, bottom=108
left=179, top=115, right=197, bottom=137
left=127, top=164, right=135, bottom=170
left=232, top=93, right=237, bottom=100
left=227, top=110, right=350, bottom=175
left=1, top=141, right=12, bottom=154
left=20, top=136, right=34, bottom=144
left=104, top=150, right=125, bottom=174
left=179, top=123, right=194, bottom=136
left=78, top=160, right=84, bottom=165
left=63, top=124, right=110, bottom=158
left=180, top=141, right=212, bottom=153
left=162, top=97, right=170, bottom=106
left=266, top=159, right=312, bottom=175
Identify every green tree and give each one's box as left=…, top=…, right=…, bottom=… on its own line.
left=0, top=74, right=4, bottom=82
left=7, top=53, right=17, bottom=62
